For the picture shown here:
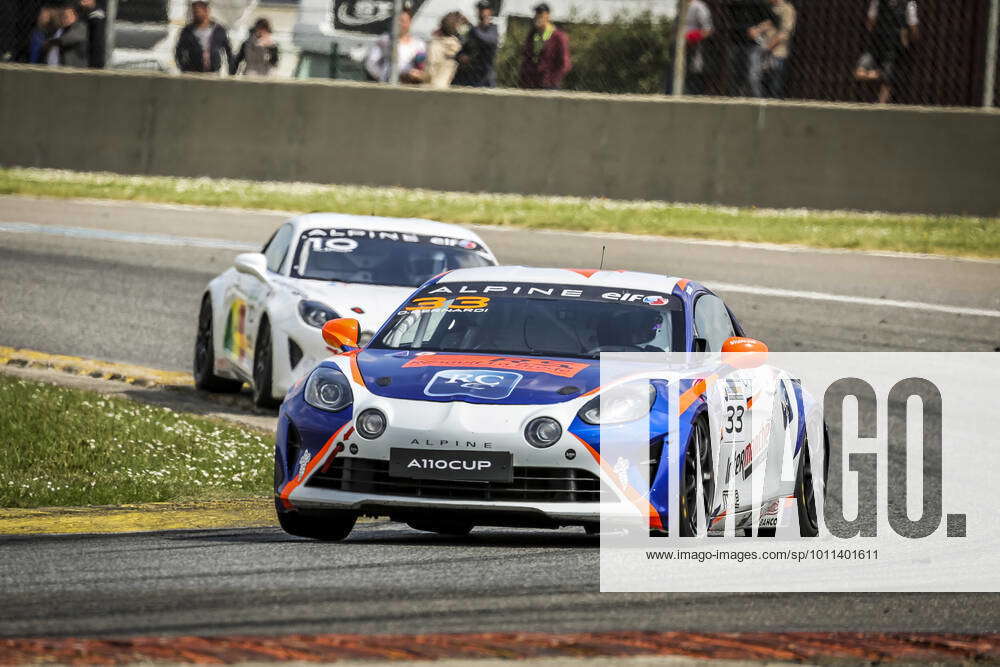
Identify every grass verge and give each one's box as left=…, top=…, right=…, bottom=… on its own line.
left=0, top=375, right=272, bottom=508
left=1, top=167, right=998, bottom=258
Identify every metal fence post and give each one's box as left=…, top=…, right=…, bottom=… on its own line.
left=671, top=0, right=689, bottom=97
left=387, top=0, right=403, bottom=84
left=105, top=0, right=118, bottom=67
left=985, top=0, right=999, bottom=107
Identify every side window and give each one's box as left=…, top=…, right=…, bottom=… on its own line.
left=263, top=224, right=294, bottom=274
left=693, top=294, right=736, bottom=352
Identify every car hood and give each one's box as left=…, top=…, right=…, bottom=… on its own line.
left=355, top=348, right=601, bottom=405
left=290, top=280, right=414, bottom=333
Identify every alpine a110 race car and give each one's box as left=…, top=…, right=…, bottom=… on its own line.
left=193, top=214, right=497, bottom=407
left=273, top=266, right=825, bottom=540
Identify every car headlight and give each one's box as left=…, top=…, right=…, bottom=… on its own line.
left=355, top=408, right=387, bottom=439
left=298, top=300, right=339, bottom=328
left=304, top=367, right=353, bottom=412
left=578, top=383, right=656, bottom=425
left=525, top=417, right=562, bottom=448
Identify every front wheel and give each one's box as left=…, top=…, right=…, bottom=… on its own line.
left=276, top=502, right=358, bottom=541
left=678, top=417, right=714, bottom=537
left=252, top=319, right=280, bottom=409
left=193, top=295, right=243, bottom=393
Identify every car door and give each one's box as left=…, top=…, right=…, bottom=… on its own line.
left=223, top=223, right=294, bottom=379
left=693, top=293, right=757, bottom=517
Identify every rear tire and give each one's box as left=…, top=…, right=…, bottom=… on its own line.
left=795, top=437, right=821, bottom=537
left=253, top=318, right=281, bottom=409
left=406, top=519, right=474, bottom=536
left=193, top=295, right=243, bottom=393
left=751, top=437, right=820, bottom=537
left=276, top=501, right=357, bottom=541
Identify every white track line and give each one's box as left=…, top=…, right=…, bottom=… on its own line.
left=0, top=222, right=258, bottom=251
left=709, top=282, right=1000, bottom=319
left=3, top=221, right=998, bottom=319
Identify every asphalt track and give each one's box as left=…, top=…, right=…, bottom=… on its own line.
left=1, top=196, right=999, bottom=639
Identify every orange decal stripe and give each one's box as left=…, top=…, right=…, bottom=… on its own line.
left=676, top=279, right=690, bottom=291
left=572, top=434, right=664, bottom=531
left=278, top=422, right=351, bottom=509
left=402, top=354, right=589, bottom=378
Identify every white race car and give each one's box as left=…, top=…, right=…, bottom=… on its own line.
left=193, top=214, right=497, bottom=407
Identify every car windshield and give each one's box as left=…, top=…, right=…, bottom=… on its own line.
left=372, top=281, right=685, bottom=359
left=290, top=228, right=494, bottom=287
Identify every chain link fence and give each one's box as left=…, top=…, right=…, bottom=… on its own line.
left=2, top=0, right=998, bottom=107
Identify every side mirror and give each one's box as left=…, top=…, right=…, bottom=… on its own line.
left=721, top=336, right=768, bottom=369
left=234, top=253, right=269, bottom=283
left=322, top=318, right=360, bottom=350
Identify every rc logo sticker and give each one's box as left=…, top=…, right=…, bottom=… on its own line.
left=424, top=369, right=523, bottom=400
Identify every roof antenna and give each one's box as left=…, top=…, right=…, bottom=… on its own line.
left=599, top=245, right=606, bottom=270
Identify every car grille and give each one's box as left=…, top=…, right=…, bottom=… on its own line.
left=307, top=456, right=603, bottom=503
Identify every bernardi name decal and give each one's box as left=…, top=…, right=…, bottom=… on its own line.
left=402, top=354, right=590, bottom=378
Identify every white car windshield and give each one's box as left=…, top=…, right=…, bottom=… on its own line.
left=291, top=228, right=494, bottom=287
left=372, top=282, right=685, bottom=359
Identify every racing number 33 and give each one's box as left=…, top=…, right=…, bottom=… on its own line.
left=406, top=296, right=490, bottom=310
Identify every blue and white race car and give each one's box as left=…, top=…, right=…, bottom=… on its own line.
left=273, top=266, right=824, bottom=539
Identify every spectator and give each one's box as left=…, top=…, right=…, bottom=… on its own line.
left=747, top=0, right=796, bottom=98
left=234, top=18, right=279, bottom=77
left=27, top=6, right=58, bottom=64
left=425, top=11, right=468, bottom=88
left=867, top=0, right=919, bottom=104
left=665, top=0, right=714, bottom=95
left=519, top=3, right=571, bottom=90
left=77, top=0, right=106, bottom=67
left=45, top=4, right=88, bottom=68
left=364, top=7, right=427, bottom=84
left=454, top=0, right=499, bottom=88
left=175, top=1, right=234, bottom=75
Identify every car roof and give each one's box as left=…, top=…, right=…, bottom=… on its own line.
left=288, top=213, right=489, bottom=244
left=436, top=266, right=702, bottom=294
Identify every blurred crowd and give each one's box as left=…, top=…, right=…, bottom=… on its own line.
left=9, top=0, right=931, bottom=103
left=677, top=0, right=920, bottom=102
left=20, top=0, right=107, bottom=68
left=363, top=1, right=571, bottom=90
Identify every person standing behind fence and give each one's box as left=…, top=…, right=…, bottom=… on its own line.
left=175, top=1, right=234, bottom=74
left=519, top=3, right=571, bottom=90
left=76, top=0, right=105, bottom=67
left=867, top=0, right=918, bottom=104
left=454, top=0, right=499, bottom=88
left=747, top=0, right=796, bottom=99
left=27, top=6, right=58, bottom=64
left=44, top=4, right=88, bottom=68
left=234, top=18, right=279, bottom=76
left=425, top=12, right=469, bottom=88
left=684, top=0, right=714, bottom=94
left=364, top=6, right=427, bottom=84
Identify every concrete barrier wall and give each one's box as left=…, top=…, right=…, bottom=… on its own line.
left=2, top=65, right=998, bottom=217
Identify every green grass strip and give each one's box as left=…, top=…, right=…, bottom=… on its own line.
left=1, top=167, right=998, bottom=258
left=0, top=375, right=272, bottom=508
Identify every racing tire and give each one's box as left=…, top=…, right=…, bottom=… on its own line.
left=679, top=416, right=714, bottom=537
left=794, top=436, right=821, bottom=537
left=193, top=295, right=243, bottom=393
left=276, top=502, right=358, bottom=541
left=753, top=436, right=821, bottom=538
left=252, top=318, right=281, bottom=409
left=406, top=519, right=474, bottom=536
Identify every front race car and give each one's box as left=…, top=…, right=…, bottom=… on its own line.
left=273, top=269, right=692, bottom=539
